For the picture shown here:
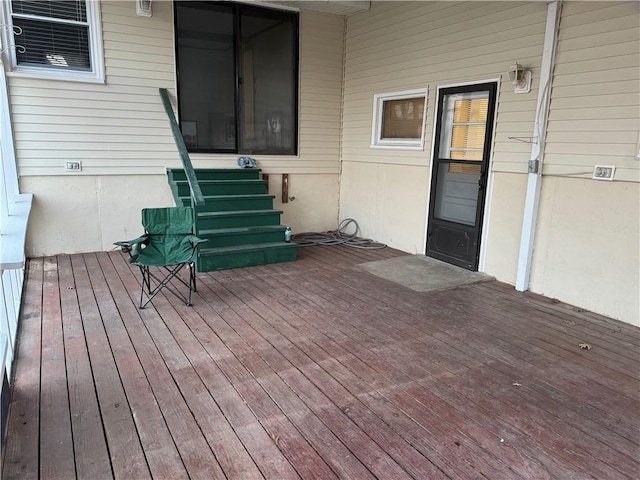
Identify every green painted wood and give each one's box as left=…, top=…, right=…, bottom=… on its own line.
left=198, top=243, right=297, bottom=271
left=159, top=88, right=204, bottom=207
left=170, top=180, right=268, bottom=197
left=165, top=167, right=296, bottom=273
left=197, top=225, right=286, bottom=248
left=175, top=194, right=275, bottom=212
left=167, top=168, right=261, bottom=182
left=197, top=210, right=283, bottom=230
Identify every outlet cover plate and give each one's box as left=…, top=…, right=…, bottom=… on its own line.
left=65, top=161, right=82, bottom=172
left=592, top=165, right=615, bottom=181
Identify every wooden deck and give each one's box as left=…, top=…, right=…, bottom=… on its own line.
left=2, top=246, right=639, bottom=479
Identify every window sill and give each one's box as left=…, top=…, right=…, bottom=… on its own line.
left=7, top=67, right=105, bottom=85
left=1, top=193, right=33, bottom=271
left=370, top=144, right=425, bottom=151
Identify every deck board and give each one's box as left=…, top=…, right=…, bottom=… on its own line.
left=3, top=246, right=639, bottom=479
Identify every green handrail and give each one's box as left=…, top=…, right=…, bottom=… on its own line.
left=159, top=88, right=205, bottom=207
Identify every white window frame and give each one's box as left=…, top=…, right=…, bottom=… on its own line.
left=370, top=88, right=428, bottom=150
left=0, top=0, right=105, bottom=84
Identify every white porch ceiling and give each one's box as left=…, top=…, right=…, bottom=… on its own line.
left=259, top=1, right=371, bottom=16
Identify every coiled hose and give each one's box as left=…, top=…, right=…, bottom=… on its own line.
left=292, top=218, right=386, bottom=249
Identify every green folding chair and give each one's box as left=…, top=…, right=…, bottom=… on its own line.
left=115, top=207, right=207, bottom=308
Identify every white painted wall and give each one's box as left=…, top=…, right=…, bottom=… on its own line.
left=7, top=1, right=344, bottom=255
left=530, top=178, right=639, bottom=326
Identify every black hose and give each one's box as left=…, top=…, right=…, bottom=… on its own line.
left=292, top=218, right=386, bottom=249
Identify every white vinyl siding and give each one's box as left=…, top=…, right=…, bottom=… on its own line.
left=544, top=1, right=640, bottom=183
left=10, top=2, right=344, bottom=176
left=342, top=1, right=548, bottom=171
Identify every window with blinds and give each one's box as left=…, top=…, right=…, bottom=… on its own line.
left=371, top=89, right=427, bottom=149
left=3, top=0, right=103, bottom=81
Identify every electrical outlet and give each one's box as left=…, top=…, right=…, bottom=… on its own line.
left=65, top=161, right=82, bottom=172
left=592, top=165, right=615, bottom=181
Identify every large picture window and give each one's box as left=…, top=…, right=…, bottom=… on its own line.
left=175, top=2, right=298, bottom=155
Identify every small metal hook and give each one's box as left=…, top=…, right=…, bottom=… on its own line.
left=1, top=24, right=26, bottom=55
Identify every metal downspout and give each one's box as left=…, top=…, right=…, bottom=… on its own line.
left=515, top=0, right=562, bottom=292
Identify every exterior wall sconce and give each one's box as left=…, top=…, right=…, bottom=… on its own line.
left=508, top=62, right=532, bottom=94
left=136, top=0, right=152, bottom=17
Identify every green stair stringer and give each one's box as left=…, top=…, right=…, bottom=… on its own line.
left=167, top=168, right=297, bottom=272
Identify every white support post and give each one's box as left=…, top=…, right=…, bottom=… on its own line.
left=515, top=0, right=562, bottom=292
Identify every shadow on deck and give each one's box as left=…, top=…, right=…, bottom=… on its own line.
left=3, top=246, right=639, bottom=479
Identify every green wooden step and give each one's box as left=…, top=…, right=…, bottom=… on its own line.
left=176, top=194, right=274, bottom=212
left=197, top=242, right=297, bottom=272
left=171, top=179, right=267, bottom=197
left=197, top=225, right=286, bottom=248
left=196, top=209, right=283, bottom=230
left=168, top=167, right=261, bottom=182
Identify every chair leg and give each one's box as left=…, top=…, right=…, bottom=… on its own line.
left=139, top=265, right=150, bottom=309
left=137, top=263, right=196, bottom=308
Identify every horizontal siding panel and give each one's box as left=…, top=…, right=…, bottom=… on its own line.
left=104, top=49, right=174, bottom=65
left=550, top=93, right=639, bottom=109
left=558, top=2, right=637, bottom=28
left=553, top=54, right=638, bottom=76
left=348, top=19, right=544, bottom=70
left=11, top=107, right=168, bottom=121
left=546, top=131, right=639, bottom=145
left=491, top=162, right=528, bottom=174
left=555, top=41, right=638, bottom=64
left=16, top=150, right=177, bottom=160
left=102, top=31, right=174, bottom=49
left=15, top=141, right=176, bottom=152
left=551, top=67, right=639, bottom=88
left=105, top=58, right=175, bottom=72
left=551, top=80, right=639, bottom=98
left=346, top=38, right=543, bottom=79
left=103, top=67, right=175, bottom=82
left=548, top=106, right=639, bottom=121
left=14, top=129, right=174, bottom=142
left=9, top=87, right=167, bottom=104
left=548, top=119, right=640, bottom=132
left=348, top=2, right=537, bottom=49
left=545, top=143, right=634, bottom=157
left=557, top=13, right=639, bottom=41
left=556, top=27, right=638, bottom=53
left=10, top=96, right=166, bottom=112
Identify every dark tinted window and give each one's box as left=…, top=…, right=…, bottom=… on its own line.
left=175, top=2, right=298, bottom=154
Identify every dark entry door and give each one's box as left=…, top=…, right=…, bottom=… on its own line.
left=426, top=82, right=497, bottom=270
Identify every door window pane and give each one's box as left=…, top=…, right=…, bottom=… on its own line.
left=433, top=163, right=480, bottom=226
left=439, top=92, right=489, bottom=161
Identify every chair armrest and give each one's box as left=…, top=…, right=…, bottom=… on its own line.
left=188, top=235, right=208, bottom=248
left=114, top=235, right=149, bottom=261
left=114, top=235, right=148, bottom=248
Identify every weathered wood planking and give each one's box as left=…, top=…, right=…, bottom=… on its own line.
left=57, top=255, right=112, bottom=479
left=2, top=259, right=43, bottom=479
left=3, top=246, right=639, bottom=480
left=71, top=254, right=150, bottom=480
